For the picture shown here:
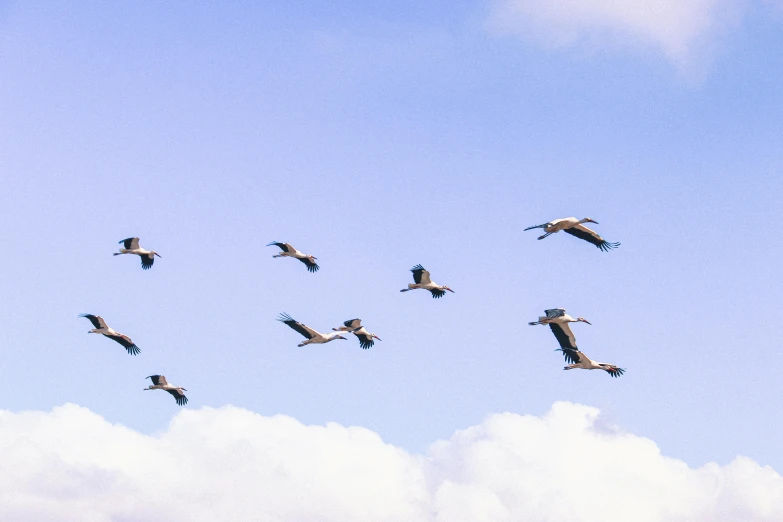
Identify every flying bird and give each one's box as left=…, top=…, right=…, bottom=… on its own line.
left=400, top=265, right=454, bottom=298
left=278, top=313, right=347, bottom=346
left=267, top=242, right=319, bottom=272
left=144, top=375, right=188, bottom=405
left=528, top=308, right=592, bottom=326
left=113, top=237, right=161, bottom=269
left=79, top=314, right=140, bottom=355
left=529, top=308, right=591, bottom=350
left=558, top=348, right=625, bottom=378
left=524, top=217, right=620, bottom=251
left=333, top=319, right=382, bottom=349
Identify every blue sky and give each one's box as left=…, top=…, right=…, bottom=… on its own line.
left=1, top=2, right=782, bottom=519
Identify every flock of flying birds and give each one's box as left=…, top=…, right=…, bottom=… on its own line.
left=80, top=216, right=623, bottom=406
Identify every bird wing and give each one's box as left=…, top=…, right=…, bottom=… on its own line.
left=140, top=253, right=155, bottom=270
left=559, top=348, right=583, bottom=365
left=544, top=309, right=566, bottom=318
left=351, top=328, right=374, bottom=349
left=140, top=255, right=154, bottom=269
left=277, top=313, right=317, bottom=339
left=343, top=319, right=362, bottom=329
left=601, top=365, right=625, bottom=378
left=549, top=323, right=577, bottom=350
left=80, top=314, right=107, bottom=329
left=267, top=242, right=293, bottom=253
left=298, top=257, right=320, bottom=273
left=106, top=333, right=140, bottom=355
left=429, top=288, right=446, bottom=299
left=563, top=225, right=620, bottom=251
left=147, top=375, right=168, bottom=386
left=410, top=265, right=431, bottom=285
left=167, top=388, right=188, bottom=405
left=119, top=237, right=140, bottom=250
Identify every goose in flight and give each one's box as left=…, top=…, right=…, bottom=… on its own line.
left=524, top=217, right=620, bottom=251
left=267, top=242, right=319, bottom=272
left=79, top=314, right=140, bottom=355
left=278, top=313, right=347, bottom=346
left=144, top=375, right=188, bottom=405
left=113, top=237, right=161, bottom=269
left=333, top=319, right=382, bottom=349
left=400, top=265, right=454, bottom=298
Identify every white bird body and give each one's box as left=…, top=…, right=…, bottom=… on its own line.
left=559, top=348, right=625, bottom=378
left=144, top=375, right=188, bottom=405
left=79, top=314, right=140, bottom=355
left=278, top=313, right=346, bottom=346
left=400, top=265, right=454, bottom=298
left=524, top=217, right=620, bottom=251
left=528, top=308, right=591, bottom=350
left=529, top=308, right=591, bottom=327
left=267, top=242, right=319, bottom=272
left=333, top=319, right=381, bottom=349
left=113, top=237, right=161, bottom=269
left=541, top=217, right=582, bottom=233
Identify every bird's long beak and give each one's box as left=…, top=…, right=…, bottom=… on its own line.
left=154, top=253, right=162, bottom=258
left=583, top=319, right=592, bottom=325
left=374, top=335, right=382, bottom=341
left=447, top=287, right=455, bottom=293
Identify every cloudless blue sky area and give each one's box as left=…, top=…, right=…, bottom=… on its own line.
left=1, top=2, right=782, bottom=471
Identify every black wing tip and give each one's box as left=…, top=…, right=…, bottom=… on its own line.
left=609, top=367, right=626, bottom=378
left=598, top=241, right=621, bottom=252
left=277, top=312, right=295, bottom=323
left=411, top=264, right=424, bottom=271
left=176, top=396, right=188, bottom=406
left=359, top=340, right=374, bottom=349
left=126, top=344, right=140, bottom=356
left=307, top=264, right=320, bottom=273
left=557, top=348, right=580, bottom=364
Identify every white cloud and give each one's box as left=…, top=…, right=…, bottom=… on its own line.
left=488, top=0, right=746, bottom=70
left=0, top=402, right=781, bottom=521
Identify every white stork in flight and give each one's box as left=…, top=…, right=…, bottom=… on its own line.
left=558, top=348, right=625, bottom=378
left=524, top=217, right=620, bottom=251
left=278, top=313, right=347, bottom=346
left=144, top=375, right=188, bottom=405
left=333, top=319, right=382, bottom=349
left=529, top=308, right=590, bottom=353
left=529, top=308, right=591, bottom=326
left=267, top=242, right=319, bottom=272
left=79, top=314, right=140, bottom=355
left=113, top=237, right=161, bottom=269
left=400, top=265, right=454, bottom=298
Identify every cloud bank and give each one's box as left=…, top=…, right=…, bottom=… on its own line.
left=488, top=0, right=745, bottom=69
left=1, top=402, right=781, bottom=521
